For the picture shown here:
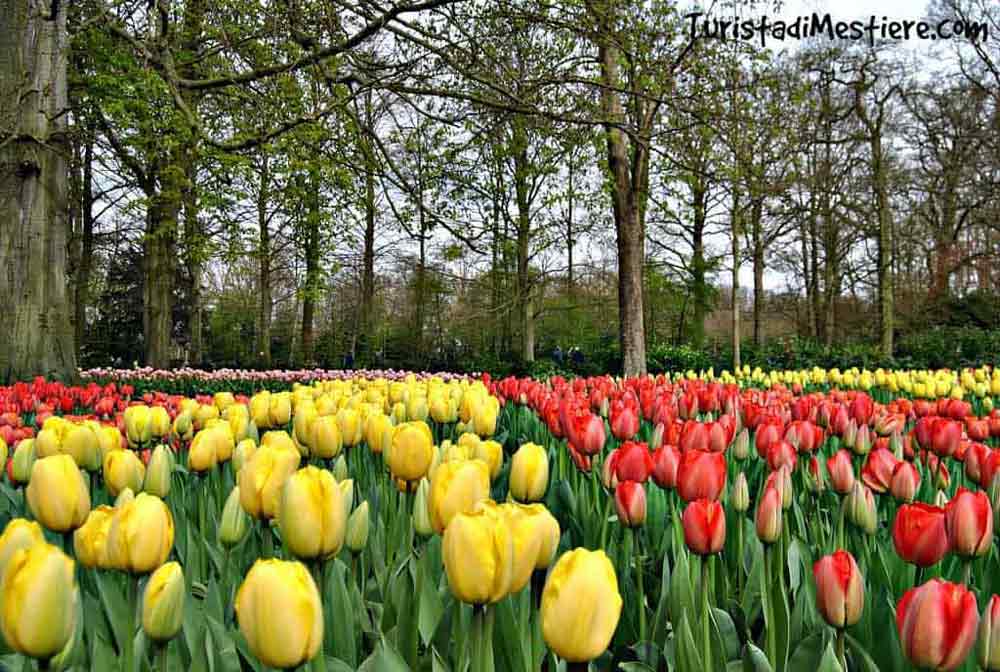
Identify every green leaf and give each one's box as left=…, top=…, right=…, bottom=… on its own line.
left=742, top=643, right=774, bottom=672
left=650, top=555, right=672, bottom=647
left=675, top=613, right=703, bottom=672
left=816, top=640, right=843, bottom=672
left=325, top=560, right=358, bottom=668
left=619, top=663, right=656, bottom=671
left=327, top=658, right=356, bottom=672
left=668, top=550, right=694, bottom=632
left=493, top=594, right=527, bottom=672
left=95, top=572, right=130, bottom=656
left=788, top=633, right=824, bottom=670
left=712, top=608, right=741, bottom=662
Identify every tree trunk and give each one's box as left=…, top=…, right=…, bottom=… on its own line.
left=512, top=117, right=534, bottom=364
left=257, top=156, right=272, bottom=368
left=874, top=140, right=894, bottom=356
left=183, top=166, right=202, bottom=366
left=73, top=138, right=95, bottom=352
left=566, top=155, right=575, bottom=299
left=143, top=170, right=180, bottom=368
left=359, top=147, right=376, bottom=362
left=690, top=180, right=708, bottom=348
left=751, top=201, right=764, bottom=346
left=595, top=2, right=647, bottom=376
left=301, top=170, right=321, bottom=366
left=0, top=0, right=78, bottom=382
left=731, top=192, right=741, bottom=370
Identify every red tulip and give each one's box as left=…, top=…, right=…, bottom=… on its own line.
left=675, top=449, right=727, bottom=503
left=968, top=418, right=991, bottom=443
left=827, top=449, right=855, bottom=495
left=614, top=441, right=652, bottom=483
left=897, top=579, right=979, bottom=671
left=706, top=421, right=731, bottom=453
left=610, top=401, right=639, bottom=441
left=861, top=448, right=899, bottom=494
left=679, top=420, right=709, bottom=453
left=786, top=420, right=824, bottom=454
left=575, top=414, right=606, bottom=456
left=945, top=488, right=993, bottom=558
left=567, top=442, right=592, bottom=473
left=678, top=393, right=699, bottom=420
left=615, top=480, right=646, bottom=527
left=892, top=503, right=950, bottom=567
left=977, top=594, right=1000, bottom=670
left=766, top=440, right=797, bottom=472
left=850, top=394, right=874, bottom=426
left=755, top=484, right=783, bottom=544
left=807, top=456, right=825, bottom=493
left=682, top=499, right=726, bottom=555
left=932, top=419, right=963, bottom=458
left=813, top=550, right=864, bottom=628
left=601, top=449, right=620, bottom=489
left=650, top=444, right=680, bottom=490
left=754, top=420, right=783, bottom=459
left=889, top=461, right=921, bottom=503
left=964, top=442, right=989, bottom=485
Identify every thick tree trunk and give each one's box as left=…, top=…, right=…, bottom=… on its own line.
left=359, top=150, right=376, bottom=361
left=143, top=172, right=180, bottom=368
left=872, top=135, right=894, bottom=356
left=566, top=157, right=575, bottom=299
left=183, top=169, right=202, bottom=365
left=257, top=156, right=272, bottom=367
left=512, top=117, right=534, bottom=364
left=595, top=3, right=647, bottom=376
left=73, top=138, right=95, bottom=352
left=301, top=170, right=321, bottom=366
left=0, top=0, right=77, bottom=382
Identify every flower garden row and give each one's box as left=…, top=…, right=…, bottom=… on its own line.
left=0, top=365, right=997, bottom=671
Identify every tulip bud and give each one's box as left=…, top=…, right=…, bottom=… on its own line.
left=332, top=455, right=348, bottom=482
left=846, top=482, right=877, bottom=536
left=889, top=461, right=920, bottom=503
left=732, top=428, right=750, bottom=461
left=236, top=560, right=323, bottom=669
left=978, top=595, right=1000, bottom=671
left=142, top=561, right=185, bottom=642
left=345, top=501, right=369, bottom=553
left=220, top=487, right=250, bottom=548
left=233, top=439, right=256, bottom=474
left=650, top=422, right=665, bottom=451
left=413, top=478, right=434, bottom=537
left=0, top=543, right=78, bottom=660
left=731, top=472, right=749, bottom=512
left=755, top=485, right=783, bottom=544
left=853, top=425, right=872, bottom=456
left=114, top=487, right=135, bottom=508
left=339, top=478, right=354, bottom=520
left=615, top=481, right=646, bottom=528
left=843, top=419, right=858, bottom=449
left=10, top=439, right=36, bottom=485
left=813, top=550, right=864, bottom=629
left=105, top=493, right=174, bottom=574
left=541, top=549, right=622, bottom=663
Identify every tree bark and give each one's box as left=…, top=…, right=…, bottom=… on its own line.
left=257, top=156, right=272, bottom=368
left=731, top=192, right=741, bottom=370
left=73, top=138, right=96, bottom=352
left=512, top=116, right=534, bottom=364
left=0, top=0, right=78, bottom=382
left=594, top=0, right=648, bottom=376
left=690, top=180, right=708, bottom=348
left=751, top=201, right=764, bottom=346
left=301, top=169, right=321, bottom=366
left=143, top=166, right=180, bottom=368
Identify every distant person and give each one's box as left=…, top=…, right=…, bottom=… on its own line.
left=570, top=347, right=584, bottom=366
left=553, top=345, right=564, bottom=365
left=343, top=352, right=354, bottom=370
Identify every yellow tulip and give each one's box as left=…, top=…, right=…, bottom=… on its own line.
left=193, top=404, right=219, bottom=431
left=73, top=506, right=115, bottom=569
left=406, top=395, right=429, bottom=422
left=105, top=493, right=174, bottom=574
left=475, top=440, right=503, bottom=480
left=124, top=406, right=153, bottom=446
left=309, top=415, right=342, bottom=460
left=236, top=559, right=323, bottom=669
left=260, top=430, right=297, bottom=454
left=0, top=519, right=45, bottom=582
left=143, top=445, right=172, bottom=498
left=115, top=487, right=135, bottom=508
left=26, top=455, right=90, bottom=533
left=541, top=549, right=622, bottom=663
left=429, top=459, right=491, bottom=534
left=238, top=442, right=301, bottom=519
left=292, top=405, right=317, bottom=451
left=336, top=408, right=362, bottom=447
left=226, top=405, right=251, bottom=443
left=188, top=428, right=219, bottom=472
left=103, top=449, right=146, bottom=497
left=249, top=392, right=271, bottom=429
left=277, top=467, right=347, bottom=560
left=429, top=394, right=452, bottom=424
left=213, top=392, right=236, bottom=412
left=388, top=421, right=434, bottom=483
left=364, top=413, right=392, bottom=455
left=233, top=438, right=257, bottom=473
left=96, top=425, right=123, bottom=461
left=219, top=486, right=250, bottom=547
left=473, top=398, right=499, bottom=437
left=34, top=427, right=62, bottom=459
left=62, top=423, right=100, bottom=471
left=0, top=543, right=77, bottom=659
left=171, top=411, right=193, bottom=442
left=9, top=440, right=34, bottom=485
left=442, top=505, right=513, bottom=604
left=269, top=393, right=292, bottom=427
left=510, top=443, right=549, bottom=503
left=142, top=561, right=185, bottom=642
left=413, top=478, right=434, bottom=537
left=149, top=407, right=171, bottom=438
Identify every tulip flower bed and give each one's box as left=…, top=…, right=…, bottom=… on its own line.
left=0, top=366, right=998, bottom=671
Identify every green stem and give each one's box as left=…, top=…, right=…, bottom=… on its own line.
left=764, top=547, right=776, bottom=668
left=835, top=629, right=846, bottom=672
left=702, top=555, right=712, bottom=672
left=961, top=558, right=973, bottom=586
left=836, top=496, right=846, bottom=551
left=633, top=528, right=646, bottom=642
left=736, top=513, right=744, bottom=598
left=123, top=574, right=138, bottom=672
left=262, top=522, right=274, bottom=559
